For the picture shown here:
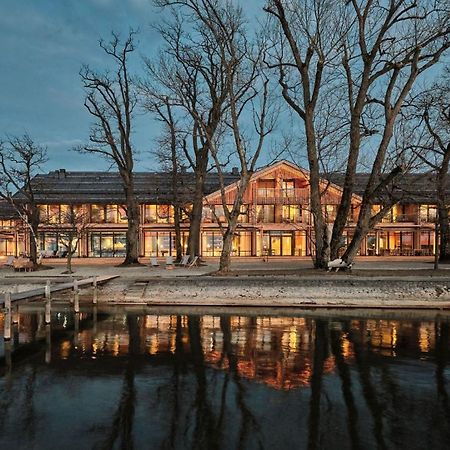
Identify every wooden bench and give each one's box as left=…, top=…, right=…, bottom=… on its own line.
left=13, top=258, right=34, bottom=272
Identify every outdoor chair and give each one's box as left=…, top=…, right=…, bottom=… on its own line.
left=4, top=255, right=14, bottom=267
left=150, top=257, right=160, bottom=267
left=166, top=256, right=174, bottom=269
left=187, top=255, right=199, bottom=268
left=327, top=258, right=352, bottom=272
left=178, top=255, right=190, bottom=267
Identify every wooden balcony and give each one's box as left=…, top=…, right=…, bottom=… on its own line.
left=255, top=188, right=309, bottom=205
left=381, top=213, right=418, bottom=224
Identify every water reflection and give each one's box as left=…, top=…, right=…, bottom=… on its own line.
left=0, top=309, right=449, bottom=449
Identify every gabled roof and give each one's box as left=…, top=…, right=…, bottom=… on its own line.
left=204, top=159, right=363, bottom=202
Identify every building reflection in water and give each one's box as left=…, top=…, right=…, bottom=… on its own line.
left=0, top=310, right=449, bottom=450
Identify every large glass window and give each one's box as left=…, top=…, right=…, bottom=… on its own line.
left=143, top=205, right=173, bottom=223
left=420, top=231, right=434, bottom=255
left=60, top=205, right=71, bottom=223
left=282, top=180, right=295, bottom=197
left=91, top=204, right=105, bottom=223
left=202, top=232, right=223, bottom=256
left=89, top=232, right=127, bottom=257
left=143, top=231, right=189, bottom=256
left=419, top=205, right=437, bottom=223
left=106, top=205, right=117, bottom=223
left=282, top=205, right=301, bottom=223
left=0, top=237, right=15, bottom=256
left=294, top=231, right=307, bottom=256
left=256, top=205, right=275, bottom=223
left=263, top=231, right=294, bottom=256
left=232, top=231, right=252, bottom=256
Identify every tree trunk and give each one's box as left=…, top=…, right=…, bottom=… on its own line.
left=173, top=205, right=183, bottom=262
left=341, top=202, right=372, bottom=264
left=304, top=114, right=328, bottom=269
left=329, top=113, right=363, bottom=261
left=29, top=209, right=40, bottom=265
left=219, top=223, right=237, bottom=273
left=188, top=167, right=207, bottom=260
left=67, top=240, right=73, bottom=274
left=437, top=147, right=450, bottom=262
left=122, top=182, right=140, bottom=266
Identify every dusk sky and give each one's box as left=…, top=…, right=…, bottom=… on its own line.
left=0, top=0, right=267, bottom=172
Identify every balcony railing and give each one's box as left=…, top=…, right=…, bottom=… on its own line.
left=381, top=213, right=418, bottom=223
left=255, top=188, right=309, bottom=204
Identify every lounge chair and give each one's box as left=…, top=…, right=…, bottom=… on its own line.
left=327, top=258, right=352, bottom=272
left=4, top=256, right=14, bottom=267
left=187, top=255, right=199, bottom=268
left=178, top=255, right=190, bottom=267
left=150, top=257, right=160, bottom=267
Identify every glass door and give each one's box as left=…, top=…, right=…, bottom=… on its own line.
left=270, top=235, right=281, bottom=256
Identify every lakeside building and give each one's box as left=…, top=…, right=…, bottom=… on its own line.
left=0, top=160, right=440, bottom=258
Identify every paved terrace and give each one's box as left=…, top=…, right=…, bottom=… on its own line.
left=0, top=255, right=447, bottom=280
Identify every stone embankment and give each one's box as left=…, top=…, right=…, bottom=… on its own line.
left=103, top=276, right=450, bottom=309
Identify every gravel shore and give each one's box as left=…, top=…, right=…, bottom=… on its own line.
left=3, top=257, right=450, bottom=309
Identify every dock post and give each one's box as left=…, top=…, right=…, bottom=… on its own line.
left=4, top=292, right=11, bottom=341
left=12, top=304, right=19, bottom=324
left=45, top=280, right=51, bottom=299
left=45, top=324, right=51, bottom=364
left=73, top=279, right=80, bottom=313
left=93, top=276, right=98, bottom=304
left=70, top=275, right=74, bottom=304
left=45, top=294, right=51, bottom=325
left=74, top=312, right=79, bottom=348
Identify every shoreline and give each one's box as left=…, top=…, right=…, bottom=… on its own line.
left=98, top=275, right=450, bottom=308
left=3, top=258, right=450, bottom=309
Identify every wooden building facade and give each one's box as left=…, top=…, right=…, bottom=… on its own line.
left=0, top=161, right=440, bottom=258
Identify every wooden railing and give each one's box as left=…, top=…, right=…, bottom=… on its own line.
left=255, top=188, right=309, bottom=204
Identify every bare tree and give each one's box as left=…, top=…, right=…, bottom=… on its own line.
left=79, top=31, right=141, bottom=266
left=45, top=205, right=90, bottom=273
left=265, top=0, right=450, bottom=267
left=148, top=0, right=241, bottom=262
left=411, top=73, right=450, bottom=262
left=0, top=134, right=47, bottom=265
left=209, top=71, right=276, bottom=273
left=144, top=94, right=187, bottom=262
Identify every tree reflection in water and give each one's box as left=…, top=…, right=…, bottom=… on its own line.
left=0, top=310, right=449, bottom=450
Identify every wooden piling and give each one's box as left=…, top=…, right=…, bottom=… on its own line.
left=45, top=296, right=51, bottom=324
left=4, top=292, right=11, bottom=340
left=73, top=279, right=80, bottom=313
left=93, top=276, right=98, bottom=304
left=45, top=280, right=51, bottom=299
left=45, top=324, right=51, bottom=364
left=12, top=305, right=19, bottom=324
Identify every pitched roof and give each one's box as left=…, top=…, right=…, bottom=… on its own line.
left=12, top=169, right=241, bottom=204
left=0, top=200, right=19, bottom=220
left=326, top=172, right=440, bottom=204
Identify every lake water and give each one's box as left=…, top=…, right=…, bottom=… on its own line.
left=0, top=306, right=449, bottom=450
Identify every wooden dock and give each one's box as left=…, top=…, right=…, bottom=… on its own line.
left=0, top=275, right=118, bottom=306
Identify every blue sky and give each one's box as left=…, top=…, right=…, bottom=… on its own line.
left=0, top=0, right=271, bottom=173
left=0, top=0, right=171, bottom=171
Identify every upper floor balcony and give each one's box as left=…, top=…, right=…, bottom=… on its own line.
left=255, top=188, right=309, bottom=205
left=381, top=213, right=419, bottom=224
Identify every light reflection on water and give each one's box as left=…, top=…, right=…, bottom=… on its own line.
left=0, top=308, right=449, bottom=450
